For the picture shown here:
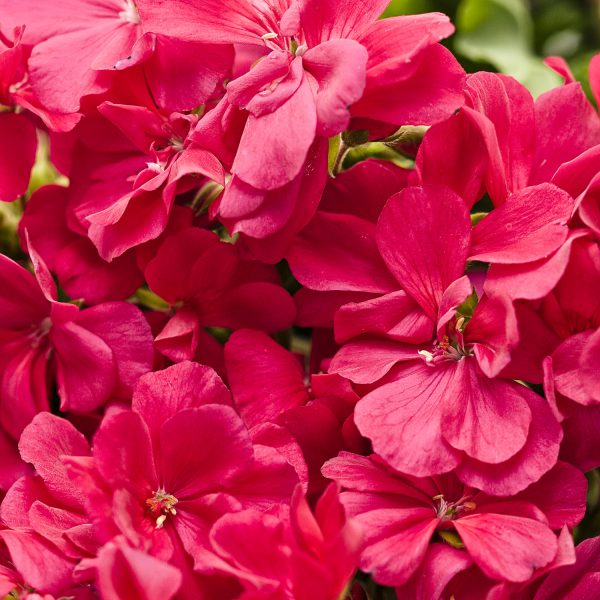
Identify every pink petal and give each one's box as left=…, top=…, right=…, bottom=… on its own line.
left=227, top=438, right=300, bottom=510
left=287, top=212, right=397, bottom=293
left=441, top=360, right=531, bottom=464
left=232, top=138, right=329, bottom=263
left=133, top=361, right=232, bottom=444
left=355, top=362, right=462, bottom=476
left=137, top=0, right=287, bottom=45
left=201, top=281, right=296, bottom=332
left=532, top=82, right=600, bottom=184
left=0, top=427, right=29, bottom=491
left=533, top=535, right=600, bottom=600
left=329, top=339, right=419, bottom=385
left=454, top=512, right=557, bottom=582
left=0, top=336, right=50, bottom=439
left=416, top=110, right=487, bottom=208
left=51, top=320, right=117, bottom=413
left=227, top=51, right=298, bottom=116
left=376, top=185, right=471, bottom=319
left=298, top=0, right=390, bottom=45
left=582, top=327, right=600, bottom=402
left=145, top=227, right=221, bottom=304
left=144, top=37, right=233, bottom=112
left=560, top=404, right=600, bottom=472
left=208, top=509, right=289, bottom=589
left=465, top=72, right=535, bottom=203
left=469, top=184, right=574, bottom=264
left=353, top=42, right=465, bottom=127
left=0, top=529, right=74, bottom=595
left=484, top=230, right=589, bottom=301
left=0, top=113, right=37, bottom=202
left=160, top=405, right=254, bottom=499
left=19, top=413, right=90, bottom=506
left=29, top=24, right=119, bottom=113
left=335, top=291, right=434, bottom=345
left=467, top=294, right=519, bottom=378
left=154, top=308, right=201, bottom=363
left=98, top=102, right=167, bottom=154
left=87, top=171, right=173, bottom=262
left=93, top=410, right=158, bottom=494
left=96, top=541, right=182, bottom=600
left=0, top=254, right=49, bottom=330
left=73, top=302, right=153, bottom=399
left=544, top=57, right=576, bottom=83
left=456, top=392, right=562, bottom=496
left=225, top=330, right=308, bottom=428
left=552, top=332, right=596, bottom=405
left=302, top=39, right=367, bottom=137
left=396, top=543, right=473, bottom=600
left=517, top=461, right=586, bottom=529
left=356, top=507, right=438, bottom=586
left=320, top=159, right=410, bottom=223
left=232, top=74, right=317, bottom=190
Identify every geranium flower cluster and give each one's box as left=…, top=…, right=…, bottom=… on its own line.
left=0, top=0, right=599, bottom=598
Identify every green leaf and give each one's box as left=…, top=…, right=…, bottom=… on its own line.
left=470, top=211, right=488, bottom=226
left=438, top=529, right=465, bottom=549
left=328, top=134, right=342, bottom=176
left=455, top=0, right=561, bottom=97
left=456, top=288, right=479, bottom=320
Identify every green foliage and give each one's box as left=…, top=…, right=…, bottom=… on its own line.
left=383, top=0, right=600, bottom=98
left=455, top=0, right=561, bottom=96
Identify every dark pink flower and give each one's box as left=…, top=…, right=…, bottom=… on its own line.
left=205, top=483, right=362, bottom=600
left=225, top=329, right=363, bottom=497
left=328, top=185, right=566, bottom=493
left=0, top=0, right=233, bottom=115
left=65, top=361, right=300, bottom=578
left=138, top=0, right=464, bottom=258
left=65, top=105, right=224, bottom=261
left=0, top=249, right=153, bottom=435
left=323, top=453, right=585, bottom=588
left=145, top=229, right=296, bottom=365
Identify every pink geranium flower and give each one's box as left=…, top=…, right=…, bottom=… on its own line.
left=138, top=0, right=464, bottom=259
left=144, top=229, right=296, bottom=366
left=0, top=248, right=153, bottom=437
left=65, top=105, right=224, bottom=262
left=323, top=452, right=586, bottom=589
left=225, top=329, right=364, bottom=497
left=329, top=184, right=570, bottom=494
left=0, top=0, right=233, bottom=115
left=204, top=483, right=363, bottom=600
left=64, top=362, right=300, bottom=591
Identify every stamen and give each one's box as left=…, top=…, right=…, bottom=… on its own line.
left=155, top=514, right=167, bottom=529
left=146, top=488, right=178, bottom=529
left=261, top=32, right=278, bottom=40
left=418, top=350, right=435, bottom=364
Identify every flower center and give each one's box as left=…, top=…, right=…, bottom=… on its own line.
left=418, top=335, right=472, bottom=367
left=433, top=494, right=476, bottom=521
left=146, top=488, right=178, bottom=529
left=119, top=0, right=140, bottom=24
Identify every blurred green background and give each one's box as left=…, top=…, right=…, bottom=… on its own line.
left=384, top=0, right=600, bottom=98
